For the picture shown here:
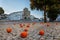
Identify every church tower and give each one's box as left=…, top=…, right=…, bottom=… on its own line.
left=23, top=8, right=30, bottom=19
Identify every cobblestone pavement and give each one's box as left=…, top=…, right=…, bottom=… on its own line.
left=0, top=22, right=60, bottom=40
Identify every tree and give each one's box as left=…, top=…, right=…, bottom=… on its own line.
left=30, top=0, right=60, bottom=22
left=30, top=0, right=47, bottom=22
left=47, top=9, right=59, bottom=22
left=0, top=7, right=7, bottom=20
left=0, top=7, right=4, bottom=15
left=47, top=0, right=60, bottom=21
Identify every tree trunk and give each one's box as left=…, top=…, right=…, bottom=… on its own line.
left=44, top=6, right=47, bottom=23
left=44, top=11, right=46, bottom=22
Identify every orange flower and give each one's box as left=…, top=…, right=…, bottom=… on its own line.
left=19, top=24, right=23, bottom=27
left=26, top=25, right=30, bottom=28
left=6, top=27, right=12, bottom=33
left=24, top=28, right=28, bottom=32
left=20, top=31, right=28, bottom=38
left=39, top=30, right=44, bottom=36
left=47, top=24, right=50, bottom=27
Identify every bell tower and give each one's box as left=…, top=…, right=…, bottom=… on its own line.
left=23, top=8, right=30, bottom=19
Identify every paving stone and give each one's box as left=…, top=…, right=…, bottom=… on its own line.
left=0, top=22, right=60, bottom=40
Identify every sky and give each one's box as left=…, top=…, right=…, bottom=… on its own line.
left=0, top=0, right=44, bottom=19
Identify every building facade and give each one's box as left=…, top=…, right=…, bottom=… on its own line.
left=7, top=8, right=30, bottom=20
left=0, top=8, right=40, bottom=22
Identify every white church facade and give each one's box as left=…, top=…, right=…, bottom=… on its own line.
left=7, top=8, right=31, bottom=20
left=0, top=8, right=40, bottom=22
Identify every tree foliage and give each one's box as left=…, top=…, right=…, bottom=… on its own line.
left=47, top=0, right=60, bottom=21
left=30, top=0, right=45, bottom=11
left=0, top=7, right=4, bottom=15
left=30, top=0, right=60, bottom=22
left=30, top=0, right=60, bottom=11
left=47, top=9, right=59, bottom=21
